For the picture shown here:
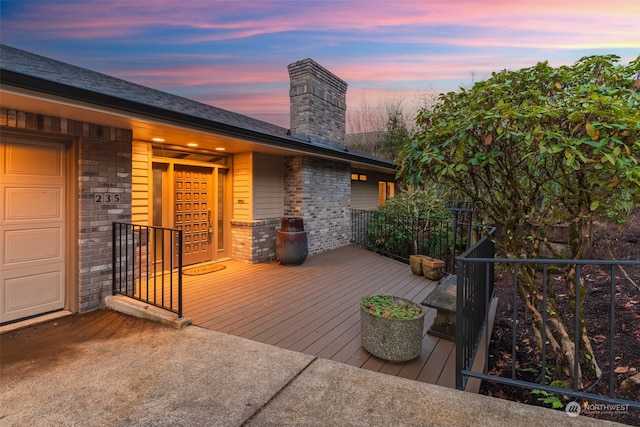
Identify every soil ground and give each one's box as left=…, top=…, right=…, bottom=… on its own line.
left=480, top=208, right=640, bottom=425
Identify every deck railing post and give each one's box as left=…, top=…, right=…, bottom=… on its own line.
left=455, top=257, right=464, bottom=390
left=457, top=255, right=640, bottom=410
left=609, top=265, right=617, bottom=399
left=455, top=227, right=495, bottom=391
left=111, top=222, right=183, bottom=318
left=112, top=223, right=117, bottom=296
left=177, top=229, right=183, bottom=319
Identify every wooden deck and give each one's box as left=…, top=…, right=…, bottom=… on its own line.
left=182, top=245, right=456, bottom=388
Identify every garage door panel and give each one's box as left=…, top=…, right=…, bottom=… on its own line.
left=4, top=187, right=63, bottom=222
left=3, top=141, right=62, bottom=177
left=1, top=137, right=66, bottom=324
left=4, top=227, right=63, bottom=265
left=1, top=269, right=64, bottom=317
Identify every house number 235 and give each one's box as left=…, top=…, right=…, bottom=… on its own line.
left=94, top=193, right=121, bottom=203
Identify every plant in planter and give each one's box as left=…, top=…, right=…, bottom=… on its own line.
left=360, top=295, right=425, bottom=362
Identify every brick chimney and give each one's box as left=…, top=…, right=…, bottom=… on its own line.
left=288, top=59, right=348, bottom=145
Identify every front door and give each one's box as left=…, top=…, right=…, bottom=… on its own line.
left=175, top=165, right=212, bottom=266
left=0, top=136, right=66, bottom=324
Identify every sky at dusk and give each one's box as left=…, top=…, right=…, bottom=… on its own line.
left=1, top=0, right=639, bottom=130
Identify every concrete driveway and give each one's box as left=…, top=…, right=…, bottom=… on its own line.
left=0, top=309, right=621, bottom=426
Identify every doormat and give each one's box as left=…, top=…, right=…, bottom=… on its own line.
left=183, top=264, right=226, bottom=276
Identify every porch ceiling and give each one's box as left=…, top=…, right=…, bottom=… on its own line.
left=1, top=86, right=396, bottom=175
left=1, top=87, right=292, bottom=155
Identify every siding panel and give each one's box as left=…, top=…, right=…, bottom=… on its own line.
left=350, top=169, right=396, bottom=211
left=131, top=140, right=149, bottom=225
left=253, top=153, right=283, bottom=219
left=233, top=153, right=252, bottom=221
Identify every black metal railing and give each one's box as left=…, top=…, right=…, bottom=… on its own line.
left=112, top=222, right=183, bottom=318
left=455, top=228, right=495, bottom=391
left=351, top=208, right=474, bottom=273
left=456, top=250, right=640, bottom=410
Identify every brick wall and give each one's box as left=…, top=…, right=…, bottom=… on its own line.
left=77, top=131, right=132, bottom=311
left=231, top=218, right=280, bottom=263
left=1, top=108, right=132, bottom=312
left=285, top=59, right=351, bottom=256
left=284, top=156, right=351, bottom=255
left=288, top=59, right=348, bottom=145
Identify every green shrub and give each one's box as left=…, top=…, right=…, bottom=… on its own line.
left=360, top=295, right=422, bottom=319
left=365, top=187, right=453, bottom=258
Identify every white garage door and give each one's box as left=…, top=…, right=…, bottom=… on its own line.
left=1, top=136, right=66, bottom=324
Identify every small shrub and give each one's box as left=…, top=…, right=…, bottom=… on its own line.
left=531, top=389, right=564, bottom=409
left=360, top=295, right=422, bottom=319
left=366, top=187, right=454, bottom=259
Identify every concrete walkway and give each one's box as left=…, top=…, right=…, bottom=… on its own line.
left=0, top=309, right=621, bottom=426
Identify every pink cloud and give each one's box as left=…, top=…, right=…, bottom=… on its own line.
left=118, top=62, right=285, bottom=88
left=197, top=90, right=290, bottom=128
left=129, top=58, right=452, bottom=103
left=330, top=53, right=512, bottom=85
left=5, top=0, right=637, bottom=46
left=4, top=0, right=636, bottom=132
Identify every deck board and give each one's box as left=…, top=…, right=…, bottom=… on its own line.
left=181, top=245, right=456, bottom=388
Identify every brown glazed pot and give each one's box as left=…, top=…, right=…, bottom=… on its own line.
left=276, top=217, right=308, bottom=265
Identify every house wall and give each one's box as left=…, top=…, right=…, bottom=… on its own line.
left=78, top=128, right=132, bottom=311
left=253, top=152, right=284, bottom=219
left=232, top=152, right=252, bottom=221
left=284, top=155, right=351, bottom=255
left=351, top=169, right=397, bottom=211
left=131, top=140, right=150, bottom=225
left=231, top=152, right=352, bottom=262
left=230, top=152, right=283, bottom=263
left=351, top=179, right=378, bottom=210
left=0, top=108, right=132, bottom=313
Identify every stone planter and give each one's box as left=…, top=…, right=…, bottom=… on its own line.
left=409, top=255, right=427, bottom=275
left=360, top=296, right=425, bottom=362
left=421, top=257, right=445, bottom=281
left=410, top=255, right=445, bottom=280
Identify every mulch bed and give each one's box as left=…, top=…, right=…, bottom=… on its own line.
left=479, top=208, right=640, bottom=426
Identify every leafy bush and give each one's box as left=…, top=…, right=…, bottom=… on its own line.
left=379, top=187, right=448, bottom=219
left=398, top=54, right=640, bottom=389
left=365, top=187, right=454, bottom=259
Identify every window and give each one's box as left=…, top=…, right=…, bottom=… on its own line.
left=378, top=181, right=395, bottom=205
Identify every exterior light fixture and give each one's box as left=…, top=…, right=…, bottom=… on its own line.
left=152, top=137, right=165, bottom=142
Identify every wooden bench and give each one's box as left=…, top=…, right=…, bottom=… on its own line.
left=421, top=274, right=457, bottom=341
